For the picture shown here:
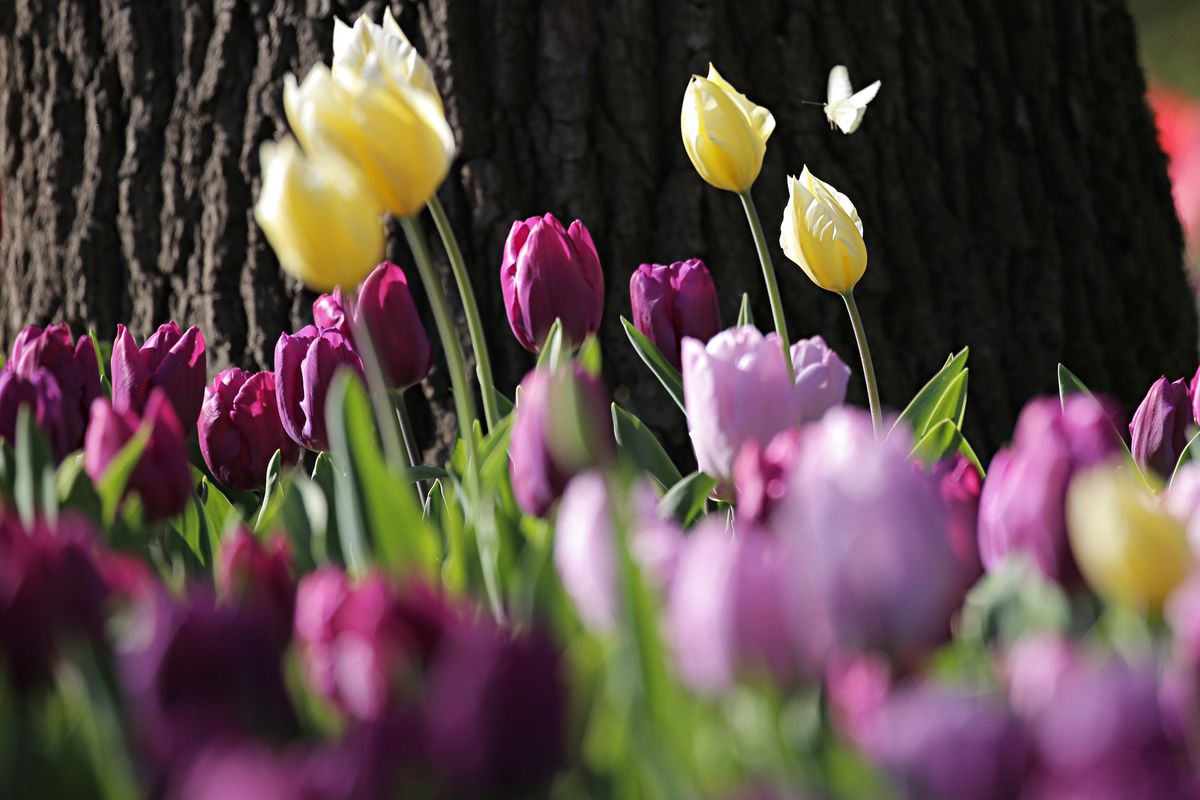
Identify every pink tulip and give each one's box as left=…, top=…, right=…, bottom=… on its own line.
left=110, top=322, right=207, bottom=433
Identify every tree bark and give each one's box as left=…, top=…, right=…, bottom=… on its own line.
left=1, top=0, right=1194, bottom=459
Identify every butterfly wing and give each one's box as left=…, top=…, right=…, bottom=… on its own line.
left=847, top=80, right=881, bottom=108
left=827, top=65, right=853, bottom=104
left=830, top=103, right=866, bottom=134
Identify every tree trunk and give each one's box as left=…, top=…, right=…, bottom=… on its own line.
left=1, top=0, right=1193, bottom=460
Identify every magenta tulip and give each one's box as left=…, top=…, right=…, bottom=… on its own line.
left=198, top=368, right=299, bottom=491
left=1130, top=376, right=1193, bottom=476
left=0, top=368, right=68, bottom=458
left=927, top=454, right=984, bottom=593
left=110, top=322, right=207, bottom=433
left=312, top=286, right=354, bottom=341
left=733, top=427, right=803, bottom=524
left=501, top=213, right=604, bottom=351
left=217, top=529, right=295, bottom=647
left=356, top=261, right=433, bottom=390
left=273, top=325, right=364, bottom=452
left=629, top=259, right=721, bottom=370
left=9, top=323, right=102, bottom=450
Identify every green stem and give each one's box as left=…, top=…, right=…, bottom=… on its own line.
left=427, top=194, right=501, bottom=431
left=392, top=389, right=428, bottom=507
left=344, top=287, right=408, bottom=475
left=739, top=190, right=794, bottom=382
left=841, top=291, right=883, bottom=437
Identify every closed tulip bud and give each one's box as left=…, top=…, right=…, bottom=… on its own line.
left=1067, top=464, right=1192, bottom=610
left=501, top=213, right=604, bottom=352
left=217, top=530, right=295, bottom=647
left=274, top=325, right=364, bottom=452
left=1130, top=376, right=1193, bottom=477
left=629, top=259, right=721, bottom=370
left=110, top=322, right=207, bottom=434
left=9, top=323, right=102, bottom=450
left=680, top=64, right=775, bottom=193
left=284, top=62, right=454, bottom=218
left=0, top=368, right=69, bottom=459
left=356, top=261, right=433, bottom=390
left=198, top=369, right=299, bottom=492
left=84, top=390, right=193, bottom=523
left=255, top=137, right=385, bottom=292
left=780, top=167, right=868, bottom=294
left=312, top=287, right=354, bottom=341
left=791, top=334, right=852, bottom=421
left=332, top=8, right=443, bottom=110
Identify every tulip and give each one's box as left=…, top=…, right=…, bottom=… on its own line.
left=680, top=64, right=775, bottom=193
left=732, top=427, right=803, bottom=525
left=977, top=395, right=1122, bottom=582
left=500, top=213, right=605, bottom=352
left=1166, top=572, right=1200, bottom=663
left=1067, top=464, right=1191, bottom=610
left=332, top=8, right=443, bottom=110
left=928, top=454, right=984, bottom=592
left=254, top=137, right=385, bottom=292
left=217, top=530, right=295, bottom=647
left=312, top=286, right=354, bottom=341
left=0, top=368, right=68, bottom=459
left=284, top=62, right=454, bottom=218
left=198, top=368, right=299, bottom=492
left=682, top=326, right=847, bottom=482
left=273, top=324, right=364, bottom=452
left=84, top=390, right=193, bottom=523
left=1130, top=375, right=1193, bottom=477
left=779, top=167, right=868, bottom=295
left=824, top=651, right=892, bottom=747
left=554, top=471, right=682, bottom=632
left=356, top=261, right=433, bottom=390
left=629, top=259, right=721, bottom=370
left=110, top=322, right=207, bottom=433
left=509, top=365, right=614, bottom=517
left=8, top=323, right=102, bottom=450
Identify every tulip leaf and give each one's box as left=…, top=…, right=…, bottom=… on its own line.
left=87, top=328, right=112, bottom=396
left=1056, top=363, right=1090, bottom=403
left=14, top=407, right=57, bottom=525
left=96, top=425, right=151, bottom=526
left=909, top=419, right=966, bottom=465
left=426, top=478, right=468, bottom=592
left=310, top=452, right=342, bottom=564
left=0, top=352, right=4, bottom=369
left=621, top=317, right=686, bottom=414
left=326, top=371, right=438, bottom=577
left=930, top=369, right=969, bottom=431
left=192, top=466, right=239, bottom=543
left=171, top=489, right=207, bottom=567
left=958, top=555, right=1070, bottom=649
left=892, top=347, right=968, bottom=439
left=254, top=450, right=287, bottom=534
left=490, top=385, right=515, bottom=418
left=659, top=471, right=717, bottom=526
left=56, top=452, right=101, bottom=521
left=612, top=404, right=683, bottom=491
left=536, top=319, right=567, bottom=371
left=0, top=440, right=14, bottom=500
left=578, top=335, right=603, bottom=376
left=737, top=293, right=755, bottom=327
left=1170, top=431, right=1200, bottom=489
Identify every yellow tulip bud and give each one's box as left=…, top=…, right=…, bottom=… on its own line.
left=680, top=64, right=775, bottom=193
left=284, top=62, right=455, bottom=218
left=779, top=167, right=868, bottom=294
left=1066, top=464, right=1192, bottom=611
left=253, top=138, right=385, bottom=292
left=332, top=8, right=443, bottom=112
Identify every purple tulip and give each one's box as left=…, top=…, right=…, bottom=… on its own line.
left=774, top=408, right=964, bottom=659
left=509, top=365, right=615, bottom=517
left=356, top=261, right=433, bottom=390
left=860, top=683, right=1028, bottom=800
left=977, top=395, right=1123, bottom=582
left=9, top=323, right=102, bottom=450
left=0, top=367, right=69, bottom=458
left=217, top=530, right=295, bottom=648
left=273, top=324, right=364, bottom=452
left=824, top=651, right=893, bottom=747
left=629, top=259, right=721, bottom=370
left=501, top=212, right=604, bottom=351
left=733, top=427, right=803, bottom=525
left=682, top=326, right=848, bottom=482
left=198, top=368, right=299, bottom=491
left=554, top=471, right=683, bottom=632
left=1130, top=376, right=1193, bottom=477
left=313, top=286, right=354, bottom=341
left=927, top=454, right=984, bottom=594
left=83, top=389, right=193, bottom=523
left=110, top=322, right=207, bottom=434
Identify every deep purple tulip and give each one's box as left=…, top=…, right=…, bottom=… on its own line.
left=629, top=259, right=721, bottom=370
left=501, top=212, right=604, bottom=351
left=733, top=427, right=803, bottom=525
left=198, top=368, right=299, bottom=491
left=273, top=324, right=364, bottom=452
left=313, top=286, right=354, bottom=341
left=217, top=530, right=295, bottom=648
left=977, top=395, right=1123, bottom=582
left=9, top=323, right=102, bottom=450
left=509, top=365, right=615, bottom=517
left=424, top=621, right=566, bottom=795
left=1130, top=376, right=1193, bottom=477
left=356, top=261, right=433, bottom=390
left=83, top=389, right=193, bottom=523
left=0, top=367, right=69, bottom=458
left=110, top=322, right=207, bottom=433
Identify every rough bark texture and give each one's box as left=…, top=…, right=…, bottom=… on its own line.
left=1, top=0, right=1195, bottom=460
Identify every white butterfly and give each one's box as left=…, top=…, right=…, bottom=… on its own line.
left=824, top=65, right=881, bottom=134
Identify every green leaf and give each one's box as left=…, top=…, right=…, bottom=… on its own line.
left=1170, top=431, right=1200, bottom=489
left=929, top=369, right=968, bottom=431
left=193, top=467, right=239, bottom=542
left=254, top=450, right=287, bottom=533
left=535, top=319, right=566, bottom=371
left=909, top=419, right=966, bottom=465
left=171, top=489, right=206, bottom=566
left=490, top=386, right=515, bottom=418
left=659, top=471, right=717, bottom=526
left=621, top=317, right=685, bottom=414
left=426, top=479, right=467, bottom=592
left=87, top=328, right=111, bottom=396
left=1057, top=363, right=1090, bottom=403
left=56, top=453, right=101, bottom=521
left=612, top=404, right=682, bottom=490
left=578, top=335, right=603, bottom=376
left=892, top=347, right=968, bottom=439
left=958, top=555, right=1071, bottom=649
left=96, top=425, right=152, bottom=525
left=0, top=440, right=14, bottom=500
left=15, top=406, right=57, bottom=524
left=737, top=293, right=755, bottom=327
left=311, top=452, right=341, bottom=564
left=278, top=473, right=330, bottom=572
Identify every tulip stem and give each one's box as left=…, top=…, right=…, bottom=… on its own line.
left=344, top=288, right=409, bottom=475
left=392, top=390, right=428, bottom=507
left=738, top=191, right=794, bottom=382
left=841, top=291, right=883, bottom=437
left=427, top=194, right=502, bottom=432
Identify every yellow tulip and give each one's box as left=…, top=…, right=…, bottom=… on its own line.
left=331, top=8, right=443, bottom=111
left=680, top=64, right=775, bottom=193
left=284, top=62, right=455, bottom=218
left=253, top=137, right=385, bottom=292
left=1066, top=464, right=1192, bottom=611
left=779, top=167, right=868, bottom=294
